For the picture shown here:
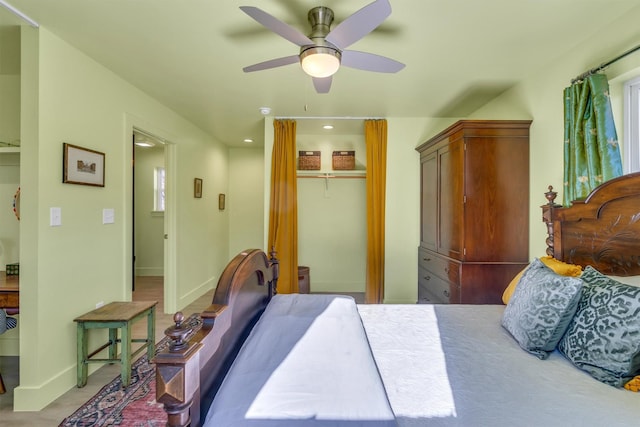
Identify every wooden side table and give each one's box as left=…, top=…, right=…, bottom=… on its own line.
left=74, top=301, right=158, bottom=388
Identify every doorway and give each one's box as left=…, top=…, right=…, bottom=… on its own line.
left=295, top=119, right=367, bottom=295
left=133, top=129, right=166, bottom=305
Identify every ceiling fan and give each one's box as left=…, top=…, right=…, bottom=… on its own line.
left=240, top=0, right=405, bottom=94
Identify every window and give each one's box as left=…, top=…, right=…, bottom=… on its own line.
left=154, top=167, right=165, bottom=212
left=623, top=76, right=640, bottom=173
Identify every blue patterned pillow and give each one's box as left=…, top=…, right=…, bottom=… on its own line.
left=501, top=258, right=584, bottom=359
left=558, top=266, right=640, bottom=387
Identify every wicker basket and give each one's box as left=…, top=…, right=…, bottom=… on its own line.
left=332, top=151, right=355, bottom=170
left=298, top=151, right=321, bottom=170
left=6, top=263, right=19, bottom=276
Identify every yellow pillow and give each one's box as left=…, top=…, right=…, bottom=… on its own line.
left=502, top=256, right=583, bottom=304
left=624, top=376, right=640, bottom=392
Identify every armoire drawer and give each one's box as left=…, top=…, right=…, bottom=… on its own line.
left=417, top=290, right=442, bottom=304
left=418, top=266, right=452, bottom=303
left=418, top=248, right=460, bottom=284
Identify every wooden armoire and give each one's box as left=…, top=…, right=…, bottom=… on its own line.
left=416, top=120, right=531, bottom=304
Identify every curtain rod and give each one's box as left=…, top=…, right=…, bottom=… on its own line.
left=571, top=43, right=640, bottom=84
left=273, top=116, right=385, bottom=120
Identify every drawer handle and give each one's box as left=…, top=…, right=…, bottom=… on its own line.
left=424, top=275, right=431, bottom=281
left=444, top=267, right=449, bottom=273
left=423, top=257, right=431, bottom=261
left=443, top=290, right=450, bottom=298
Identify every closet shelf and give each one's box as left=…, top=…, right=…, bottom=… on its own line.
left=0, top=147, right=20, bottom=154
left=297, top=170, right=366, bottom=179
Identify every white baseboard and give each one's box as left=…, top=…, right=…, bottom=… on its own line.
left=135, top=267, right=164, bottom=276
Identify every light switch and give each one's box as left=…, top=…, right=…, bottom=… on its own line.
left=102, top=208, right=115, bottom=224
left=50, top=207, right=62, bottom=226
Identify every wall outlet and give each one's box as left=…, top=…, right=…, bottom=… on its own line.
left=96, top=301, right=104, bottom=308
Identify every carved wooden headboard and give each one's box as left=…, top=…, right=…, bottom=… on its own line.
left=542, top=172, right=640, bottom=276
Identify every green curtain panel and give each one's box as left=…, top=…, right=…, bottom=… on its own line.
left=563, top=74, right=623, bottom=206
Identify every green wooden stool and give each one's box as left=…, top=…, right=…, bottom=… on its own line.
left=74, top=301, right=157, bottom=388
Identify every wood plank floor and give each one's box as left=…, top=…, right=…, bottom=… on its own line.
left=0, top=277, right=364, bottom=425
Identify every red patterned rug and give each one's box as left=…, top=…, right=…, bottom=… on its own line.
left=59, top=314, right=200, bottom=427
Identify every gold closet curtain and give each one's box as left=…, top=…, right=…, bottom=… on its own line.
left=365, top=119, right=387, bottom=303
left=268, top=119, right=299, bottom=294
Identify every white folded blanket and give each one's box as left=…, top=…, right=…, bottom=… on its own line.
left=204, top=294, right=397, bottom=427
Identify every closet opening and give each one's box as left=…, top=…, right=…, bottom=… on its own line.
left=295, top=118, right=366, bottom=300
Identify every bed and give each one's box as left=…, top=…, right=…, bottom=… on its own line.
left=154, top=172, right=640, bottom=427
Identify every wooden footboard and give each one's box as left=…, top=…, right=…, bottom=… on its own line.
left=154, top=249, right=278, bottom=427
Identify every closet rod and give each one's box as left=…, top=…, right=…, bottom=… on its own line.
left=297, top=174, right=365, bottom=179
left=571, top=43, right=640, bottom=84
left=274, top=116, right=385, bottom=120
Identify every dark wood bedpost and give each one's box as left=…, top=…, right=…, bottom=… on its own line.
left=155, top=312, right=204, bottom=427
left=269, top=247, right=279, bottom=295
left=541, top=185, right=562, bottom=257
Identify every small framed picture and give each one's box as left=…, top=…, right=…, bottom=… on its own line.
left=218, top=193, right=226, bottom=210
left=63, top=143, right=105, bottom=187
left=194, top=178, right=203, bottom=198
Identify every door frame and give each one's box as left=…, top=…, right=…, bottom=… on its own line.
left=125, top=115, right=177, bottom=313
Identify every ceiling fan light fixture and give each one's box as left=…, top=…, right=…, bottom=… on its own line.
left=300, top=46, right=341, bottom=78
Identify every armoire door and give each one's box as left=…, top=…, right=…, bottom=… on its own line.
left=420, top=150, right=438, bottom=251
left=437, top=138, right=464, bottom=259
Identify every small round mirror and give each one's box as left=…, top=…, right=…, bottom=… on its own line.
left=13, top=186, right=20, bottom=220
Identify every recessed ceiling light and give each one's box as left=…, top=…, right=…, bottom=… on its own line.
left=323, top=125, right=334, bottom=130
left=135, top=141, right=155, bottom=147
left=244, top=138, right=253, bottom=143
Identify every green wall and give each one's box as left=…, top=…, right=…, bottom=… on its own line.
left=14, top=26, right=230, bottom=411
left=133, top=144, right=165, bottom=276
left=228, top=147, right=264, bottom=256
left=298, top=178, right=367, bottom=292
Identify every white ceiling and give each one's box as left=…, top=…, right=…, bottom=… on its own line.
left=2, top=0, right=640, bottom=145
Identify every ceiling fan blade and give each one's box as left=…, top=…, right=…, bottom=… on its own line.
left=313, top=76, right=332, bottom=94
left=341, top=50, right=405, bottom=73
left=325, top=0, right=391, bottom=49
left=243, top=55, right=300, bottom=73
left=239, top=6, right=314, bottom=47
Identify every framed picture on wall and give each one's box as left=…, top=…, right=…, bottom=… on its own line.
left=194, top=178, right=203, bottom=198
left=62, top=143, right=105, bottom=187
